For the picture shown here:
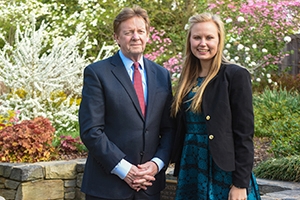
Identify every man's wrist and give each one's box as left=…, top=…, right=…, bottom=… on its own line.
left=151, top=161, right=159, bottom=174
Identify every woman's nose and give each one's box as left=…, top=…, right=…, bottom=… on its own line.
left=199, top=39, right=206, bottom=46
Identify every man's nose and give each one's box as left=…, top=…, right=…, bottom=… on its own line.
left=132, top=32, right=139, bottom=39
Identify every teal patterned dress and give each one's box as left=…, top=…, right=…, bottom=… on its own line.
left=175, top=77, right=261, bottom=200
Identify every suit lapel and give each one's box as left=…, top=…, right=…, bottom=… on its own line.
left=110, top=53, right=145, bottom=120
left=144, top=59, right=156, bottom=120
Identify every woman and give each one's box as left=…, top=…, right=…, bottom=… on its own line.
left=171, top=12, right=261, bottom=200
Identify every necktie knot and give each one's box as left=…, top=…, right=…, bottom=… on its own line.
left=133, top=62, right=139, bottom=70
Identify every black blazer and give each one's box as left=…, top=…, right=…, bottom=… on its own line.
left=171, top=63, right=254, bottom=188
left=79, top=52, right=175, bottom=198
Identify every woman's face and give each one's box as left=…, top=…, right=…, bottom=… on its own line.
left=189, top=21, right=219, bottom=63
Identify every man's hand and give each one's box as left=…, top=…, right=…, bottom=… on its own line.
left=137, top=161, right=159, bottom=176
left=132, top=161, right=158, bottom=189
left=124, top=162, right=158, bottom=191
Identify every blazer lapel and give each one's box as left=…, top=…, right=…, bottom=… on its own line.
left=110, top=53, right=145, bottom=120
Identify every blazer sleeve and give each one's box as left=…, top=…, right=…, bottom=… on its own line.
left=229, top=67, right=254, bottom=188
left=79, top=64, right=126, bottom=174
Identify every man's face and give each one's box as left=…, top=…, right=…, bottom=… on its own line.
left=114, top=16, right=149, bottom=61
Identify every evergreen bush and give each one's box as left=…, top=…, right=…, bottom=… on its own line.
left=254, top=156, right=300, bottom=182
left=253, top=88, right=300, bottom=157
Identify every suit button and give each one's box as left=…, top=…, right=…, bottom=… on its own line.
left=206, top=115, right=211, bottom=120
left=209, top=135, right=214, bottom=140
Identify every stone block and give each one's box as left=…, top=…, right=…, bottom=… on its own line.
left=64, top=191, right=75, bottom=199
left=4, top=179, right=20, bottom=190
left=76, top=159, right=86, bottom=173
left=0, top=163, right=20, bottom=178
left=15, top=179, right=63, bottom=200
left=39, top=161, right=77, bottom=179
left=75, top=188, right=85, bottom=200
left=64, top=187, right=75, bottom=193
left=76, top=173, right=83, bottom=188
left=0, top=188, right=16, bottom=200
left=10, top=164, right=43, bottom=181
left=0, top=177, right=5, bottom=184
left=64, top=179, right=76, bottom=187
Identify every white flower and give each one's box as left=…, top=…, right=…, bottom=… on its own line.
left=262, top=48, right=268, bottom=53
left=237, top=16, right=245, bottom=22
left=223, top=49, right=228, bottom=54
left=245, top=47, right=250, bottom=52
left=237, top=44, right=244, bottom=51
left=274, top=82, right=278, bottom=86
left=226, top=18, right=233, bottom=23
left=284, top=36, right=291, bottom=43
left=266, top=74, right=271, bottom=78
left=245, top=57, right=251, bottom=62
left=268, top=79, right=272, bottom=84
left=252, top=44, right=257, bottom=49
left=91, top=19, right=98, bottom=27
left=229, top=37, right=236, bottom=43
left=234, top=56, right=239, bottom=61
left=184, top=24, right=189, bottom=30
left=225, top=43, right=231, bottom=48
left=251, top=61, right=257, bottom=66
left=256, top=78, right=261, bottom=82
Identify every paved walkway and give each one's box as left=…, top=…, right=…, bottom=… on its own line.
left=257, top=178, right=300, bottom=200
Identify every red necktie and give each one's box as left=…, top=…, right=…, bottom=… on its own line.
left=133, top=62, right=145, bottom=116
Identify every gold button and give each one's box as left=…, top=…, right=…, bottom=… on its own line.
left=209, top=135, right=214, bottom=140
left=206, top=115, right=210, bottom=120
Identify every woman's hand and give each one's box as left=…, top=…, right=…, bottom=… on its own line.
left=228, top=185, right=247, bottom=200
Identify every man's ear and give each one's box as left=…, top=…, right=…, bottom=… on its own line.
left=114, top=33, right=119, bottom=44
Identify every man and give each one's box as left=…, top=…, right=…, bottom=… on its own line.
left=79, top=5, right=174, bottom=200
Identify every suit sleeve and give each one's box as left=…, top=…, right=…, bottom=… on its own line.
left=152, top=68, right=175, bottom=167
left=229, top=67, right=254, bottom=188
left=79, top=65, right=126, bottom=174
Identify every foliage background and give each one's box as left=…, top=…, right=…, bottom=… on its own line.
left=0, top=0, right=300, bottom=172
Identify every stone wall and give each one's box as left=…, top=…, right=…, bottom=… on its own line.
left=0, top=159, right=86, bottom=200
left=0, top=159, right=176, bottom=200
left=2, top=159, right=300, bottom=200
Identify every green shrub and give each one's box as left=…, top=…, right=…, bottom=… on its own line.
left=253, top=88, right=300, bottom=157
left=254, top=156, right=300, bottom=182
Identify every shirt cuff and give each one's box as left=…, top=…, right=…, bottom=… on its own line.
left=151, top=157, right=165, bottom=172
left=111, top=159, right=132, bottom=180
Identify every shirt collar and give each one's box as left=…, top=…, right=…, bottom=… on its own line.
left=118, top=50, right=144, bottom=70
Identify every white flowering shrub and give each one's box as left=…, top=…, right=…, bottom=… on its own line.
left=0, top=20, right=88, bottom=134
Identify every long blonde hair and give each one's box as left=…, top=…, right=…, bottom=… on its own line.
left=171, top=12, right=228, bottom=117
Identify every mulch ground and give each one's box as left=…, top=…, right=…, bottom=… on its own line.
left=57, top=137, right=273, bottom=167
left=253, top=137, right=273, bottom=167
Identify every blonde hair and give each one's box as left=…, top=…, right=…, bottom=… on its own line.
left=171, top=12, right=228, bottom=116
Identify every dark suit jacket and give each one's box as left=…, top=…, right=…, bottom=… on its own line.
left=171, top=63, right=254, bottom=188
left=79, top=51, right=175, bottom=198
